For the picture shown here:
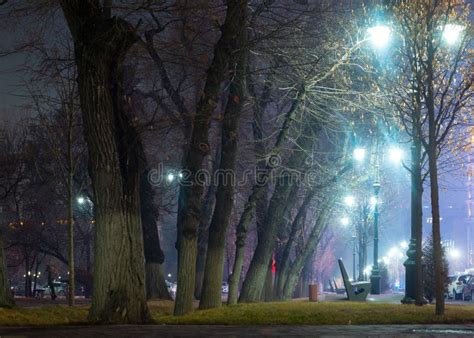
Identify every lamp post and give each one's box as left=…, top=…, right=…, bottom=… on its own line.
left=352, top=235, right=357, bottom=281
left=370, top=164, right=381, bottom=294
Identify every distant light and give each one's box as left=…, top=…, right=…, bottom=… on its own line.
left=449, top=248, right=461, bottom=260
left=368, top=25, right=391, bottom=49
left=166, top=173, right=175, bottom=182
left=388, top=246, right=402, bottom=258
left=77, top=196, right=86, bottom=205
left=178, top=172, right=183, bottom=179
left=382, top=256, right=390, bottom=264
left=370, top=196, right=377, bottom=206
left=442, top=24, right=464, bottom=45
left=400, top=240, right=409, bottom=250
left=167, top=273, right=172, bottom=278
left=341, top=217, right=350, bottom=227
left=353, top=148, right=366, bottom=162
left=344, top=195, right=355, bottom=207
left=364, top=265, right=372, bottom=275
left=388, top=147, right=403, bottom=164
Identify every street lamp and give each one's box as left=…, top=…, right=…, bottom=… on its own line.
left=448, top=248, right=461, bottom=260
left=340, top=217, right=350, bottom=227
left=388, top=147, right=403, bottom=164
left=353, top=148, right=366, bottom=162
left=77, top=196, right=86, bottom=205
left=442, top=24, right=465, bottom=45
left=344, top=195, right=356, bottom=207
left=367, top=24, right=391, bottom=49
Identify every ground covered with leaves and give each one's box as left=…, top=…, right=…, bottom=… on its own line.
left=1, top=301, right=474, bottom=326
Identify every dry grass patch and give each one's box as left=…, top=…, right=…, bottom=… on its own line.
left=154, top=301, right=474, bottom=325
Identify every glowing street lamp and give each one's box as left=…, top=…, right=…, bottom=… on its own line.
left=353, top=148, right=366, bottom=162
left=388, top=147, right=403, bottom=164
left=77, top=196, right=86, bottom=205
left=367, top=24, right=391, bottom=49
left=442, top=24, right=465, bottom=45
left=344, top=195, right=356, bottom=207
left=449, top=248, right=461, bottom=260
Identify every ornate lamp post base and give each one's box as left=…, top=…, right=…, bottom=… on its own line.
left=402, top=239, right=417, bottom=304
left=370, top=269, right=381, bottom=294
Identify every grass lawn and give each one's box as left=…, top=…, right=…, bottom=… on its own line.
left=1, top=301, right=474, bottom=326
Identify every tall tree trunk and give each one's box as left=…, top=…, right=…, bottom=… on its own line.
left=194, top=178, right=217, bottom=299
left=227, top=89, right=304, bottom=305
left=199, top=18, right=248, bottom=309
left=60, top=2, right=149, bottom=323
left=174, top=0, right=248, bottom=315
left=141, top=170, right=171, bottom=300
left=67, top=108, right=75, bottom=307
left=413, top=135, right=424, bottom=305
left=426, top=36, right=444, bottom=316
left=0, top=235, right=13, bottom=307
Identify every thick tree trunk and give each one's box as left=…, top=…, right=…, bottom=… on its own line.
left=199, top=18, right=248, bottom=309
left=145, top=263, right=169, bottom=300
left=174, top=0, right=248, bottom=315
left=60, top=2, right=149, bottom=323
left=141, top=170, right=171, bottom=300
left=194, top=180, right=217, bottom=299
left=0, top=236, right=13, bottom=307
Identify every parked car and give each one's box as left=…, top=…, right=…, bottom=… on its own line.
left=33, top=281, right=68, bottom=298
left=462, top=276, right=474, bottom=301
left=446, top=276, right=457, bottom=299
left=221, top=282, right=229, bottom=294
left=448, top=274, right=472, bottom=300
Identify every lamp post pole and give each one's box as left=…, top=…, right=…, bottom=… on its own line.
left=352, top=235, right=357, bottom=281
left=371, top=160, right=381, bottom=294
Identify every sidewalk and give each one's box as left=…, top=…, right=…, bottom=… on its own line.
left=1, top=324, right=474, bottom=337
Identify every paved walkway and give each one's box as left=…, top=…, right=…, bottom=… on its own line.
left=1, top=324, right=474, bottom=337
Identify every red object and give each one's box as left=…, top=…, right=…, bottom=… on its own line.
left=271, top=255, right=276, bottom=273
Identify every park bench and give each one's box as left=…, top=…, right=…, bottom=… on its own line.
left=338, top=258, right=371, bottom=301
left=329, top=279, right=345, bottom=294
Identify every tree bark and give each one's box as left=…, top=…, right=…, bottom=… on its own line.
left=275, top=189, right=315, bottom=299
left=239, top=134, right=312, bottom=302
left=67, top=109, right=75, bottom=307
left=199, top=14, right=248, bottom=309
left=0, top=235, right=13, bottom=307
left=140, top=170, right=171, bottom=300
left=227, top=89, right=305, bottom=305
left=412, top=132, right=424, bottom=305
left=282, top=197, right=334, bottom=299
left=194, top=178, right=217, bottom=299
left=426, top=34, right=444, bottom=316
left=174, top=0, right=248, bottom=315
left=60, top=1, right=149, bottom=323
